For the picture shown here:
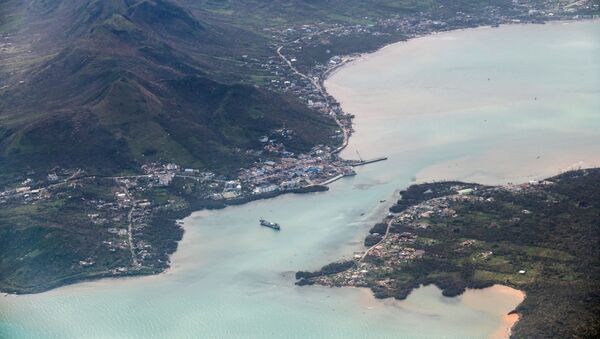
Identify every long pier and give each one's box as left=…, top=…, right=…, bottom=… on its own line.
left=319, top=174, right=345, bottom=185
left=350, top=157, right=388, bottom=167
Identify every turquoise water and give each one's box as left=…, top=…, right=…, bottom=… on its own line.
left=1, top=21, right=598, bottom=339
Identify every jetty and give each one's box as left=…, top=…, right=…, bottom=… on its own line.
left=350, top=157, right=388, bottom=167
left=318, top=157, right=387, bottom=185
left=320, top=174, right=344, bottom=185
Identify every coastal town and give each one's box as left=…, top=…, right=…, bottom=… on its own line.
left=0, top=0, right=596, bottom=288
left=0, top=140, right=387, bottom=276
left=0, top=142, right=382, bottom=209
left=296, top=183, right=488, bottom=289
left=296, top=177, right=563, bottom=295
left=1, top=0, right=599, bottom=338
left=245, top=0, right=598, bottom=130
left=294, top=168, right=600, bottom=337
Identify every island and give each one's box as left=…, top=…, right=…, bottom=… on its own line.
left=296, top=168, right=600, bottom=338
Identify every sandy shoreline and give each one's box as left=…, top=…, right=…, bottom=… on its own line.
left=466, top=285, right=526, bottom=339
left=324, top=19, right=596, bottom=83
left=348, top=284, right=526, bottom=339
left=492, top=313, right=521, bottom=339
left=323, top=20, right=584, bottom=85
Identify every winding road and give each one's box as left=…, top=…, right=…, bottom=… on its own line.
left=276, top=46, right=349, bottom=153
left=359, top=217, right=393, bottom=261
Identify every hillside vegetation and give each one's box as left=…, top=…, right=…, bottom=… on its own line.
left=1, top=0, right=597, bottom=309
left=298, top=169, right=600, bottom=338
left=1, top=0, right=585, bottom=183
left=0, top=0, right=338, bottom=184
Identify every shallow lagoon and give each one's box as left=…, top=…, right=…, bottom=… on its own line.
left=1, top=20, right=598, bottom=339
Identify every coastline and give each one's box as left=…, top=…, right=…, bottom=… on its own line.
left=494, top=313, right=520, bottom=339
left=5, top=18, right=596, bottom=297
left=311, top=19, right=596, bottom=157
left=2, top=19, right=596, bottom=337
left=0, top=184, right=330, bottom=295
left=348, top=284, right=525, bottom=339
left=0, top=18, right=471, bottom=296
left=464, top=285, right=526, bottom=339
left=323, top=19, right=600, bottom=183
left=296, top=168, right=600, bottom=337
left=321, top=18, right=596, bottom=88
left=2, top=3, right=599, bottom=339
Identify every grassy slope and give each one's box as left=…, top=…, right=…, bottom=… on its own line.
left=0, top=179, right=132, bottom=292
left=0, top=176, right=187, bottom=293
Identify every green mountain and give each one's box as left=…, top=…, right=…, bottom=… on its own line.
left=0, top=0, right=338, bottom=183
left=1, top=0, right=562, bottom=183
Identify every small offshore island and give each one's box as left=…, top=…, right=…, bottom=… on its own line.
left=296, top=168, right=600, bottom=338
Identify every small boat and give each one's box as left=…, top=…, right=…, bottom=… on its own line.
left=260, top=218, right=281, bottom=230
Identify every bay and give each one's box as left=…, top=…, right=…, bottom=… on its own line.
left=1, top=20, right=598, bottom=339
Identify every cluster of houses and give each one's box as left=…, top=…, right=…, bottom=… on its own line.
left=261, top=0, right=597, bottom=96
left=235, top=144, right=356, bottom=197
left=3, top=0, right=595, bottom=280
left=0, top=136, right=361, bottom=274
left=305, top=178, right=556, bottom=288
left=76, top=140, right=358, bottom=205
left=311, top=230, right=425, bottom=288
left=0, top=168, right=82, bottom=205
left=240, top=0, right=597, bottom=161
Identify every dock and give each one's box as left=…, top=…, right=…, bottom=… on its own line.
left=319, top=174, right=344, bottom=185
left=350, top=157, right=388, bottom=167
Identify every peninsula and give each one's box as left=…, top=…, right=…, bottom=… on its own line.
left=296, top=168, right=600, bottom=338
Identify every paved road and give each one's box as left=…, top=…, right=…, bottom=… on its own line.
left=359, top=217, right=393, bottom=261
left=122, top=185, right=139, bottom=268
left=276, top=46, right=349, bottom=153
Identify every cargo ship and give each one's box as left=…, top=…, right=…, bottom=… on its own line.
left=259, top=218, right=281, bottom=230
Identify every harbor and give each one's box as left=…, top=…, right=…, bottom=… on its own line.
left=349, top=157, right=389, bottom=167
